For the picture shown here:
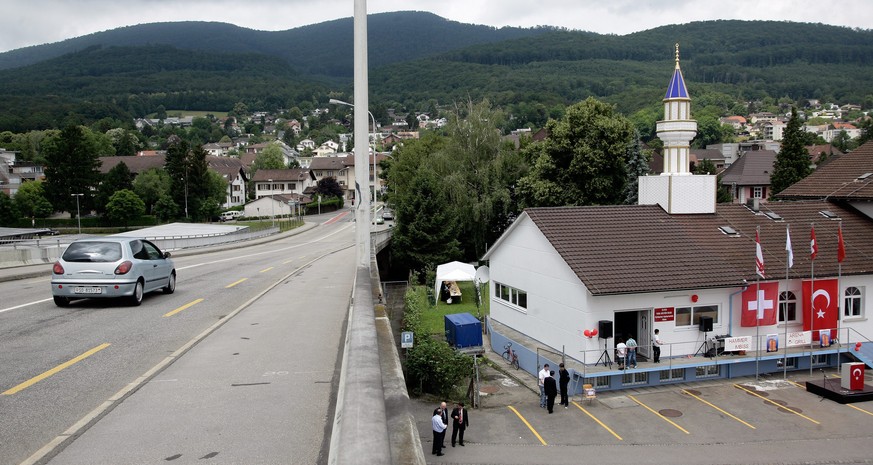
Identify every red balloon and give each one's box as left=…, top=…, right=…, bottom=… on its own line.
left=591, top=328, right=598, bottom=337
left=583, top=329, right=591, bottom=337
left=855, top=346, right=861, bottom=351
left=856, top=342, right=863, bottom=348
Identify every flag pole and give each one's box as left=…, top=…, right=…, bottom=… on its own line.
left=837, top=221, right=843, bottom=353
left=809, top=222, right=815, bottom=376
left=755, top=226, right=762, bottom=381
left=783, top=225, right=792, bottom=379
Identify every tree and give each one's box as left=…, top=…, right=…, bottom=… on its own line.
left=106, top=189, right=145, bottom=227
left=857, top=117, right=873, bottom=146
left=769, top=107, right=812, bottom=196
left=623, top=133, right=650, bottom=204
left=133, top=168, right=172, bottom=214
left=14, top=181, right=53, bottom=219
left=252, top=143, right=286, bottom=172
left=96, top=161, right=134, bottom=215
left=517, top=97, right=636, bottom=208
left=0, top=191, right=19, bottom=225
left=43, top=125, right=104, bottom=214
left=153, top=194, right=178, bottom=222
left=390, top=167, right=461, bottom=277
left=200, top=170, right=229, bottom=220
left=314, top=176, right=344, bottom=199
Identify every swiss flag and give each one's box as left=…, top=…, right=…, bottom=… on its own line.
left=802, top=279, right=839, bottom=341
left=741, top=281, right=779, bottom=327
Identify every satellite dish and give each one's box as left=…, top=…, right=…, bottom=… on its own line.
left=474, top=265, right=490, bottom=284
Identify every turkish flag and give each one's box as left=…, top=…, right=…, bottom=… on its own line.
left=802, top=279, right=839, bottom=341
left=741, top=281, right=779, bottom=327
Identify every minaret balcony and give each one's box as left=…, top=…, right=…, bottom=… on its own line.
left=656, top=120, right=698, bottom=133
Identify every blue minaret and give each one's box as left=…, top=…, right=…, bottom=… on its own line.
left=638, top=44, right=715, bottom=214
left=657, top=44, right=696, bottom=175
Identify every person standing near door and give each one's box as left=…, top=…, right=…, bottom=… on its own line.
left=653, top=329, right=664, bottom=363
left=626, top=334, right=638, bottom=368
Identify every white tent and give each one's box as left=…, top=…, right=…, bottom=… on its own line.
left=434, top=261, right=477, bottom=304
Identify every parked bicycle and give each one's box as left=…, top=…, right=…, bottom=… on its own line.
left=502, top=342, right=520, bottom=370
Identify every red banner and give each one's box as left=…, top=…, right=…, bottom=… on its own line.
left=802, top=279, right=839, bottom=341
left=741, top=282, right=779, bottom=327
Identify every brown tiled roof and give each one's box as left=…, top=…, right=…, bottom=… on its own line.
left=251, top=168, right=313, bottom=182
left=309, top=156, right=349, bottom=171
left=806, top=144, right=844, bottom=164
left=99, top=155, right=164, bottom=174
left=776, top=141, right=873, bottom=200
left=512, top=201, right=873, bottom=296
left=719, top=150, right=777, bottom=186
left=206, top=156, right=246, bottom=180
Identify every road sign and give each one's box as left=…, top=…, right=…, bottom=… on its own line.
left=401, top=331, right=414, bottom=348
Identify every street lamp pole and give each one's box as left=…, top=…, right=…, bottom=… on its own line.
left=267, top=178, right=275, bottom=227
left=71, top=193, right=83, bottom=234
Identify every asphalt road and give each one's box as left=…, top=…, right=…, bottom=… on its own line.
left=0, top=216, right=356, bottom=465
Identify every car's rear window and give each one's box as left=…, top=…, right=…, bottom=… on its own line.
left=62, top=242, right=123, bottom=262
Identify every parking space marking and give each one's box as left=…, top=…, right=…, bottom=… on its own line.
left=163, top=298, right=204, bottom=318
left=571, top=401, right=622, bottom=440
left=733, top=384, right=820, bottom=424
left=507, top=406, right=547, bottom=446
left=628, top=395, right=690, bottom=434
left=260, top=267, right=274, bottom=273
left=682, top=389, right=756, bottom=429
left=847, top=404, right=873, bottom=417
left=3, top=343, right=111, bottom=395
left=225, top=278, right=248, bottom=288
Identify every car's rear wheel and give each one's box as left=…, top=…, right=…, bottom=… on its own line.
left=53, top=296, right=70, bottom=307
left=163, top=272, right=176, bottom=294
left=129, top=280, right=144, bottom=306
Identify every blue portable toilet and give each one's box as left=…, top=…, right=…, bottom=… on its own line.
left=444, top=313, right=483, bottom=349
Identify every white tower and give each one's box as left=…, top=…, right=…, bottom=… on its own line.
left=638, top=44, right=716, bottom=214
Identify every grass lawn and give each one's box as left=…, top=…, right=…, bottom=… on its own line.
left=421, top=280, right=490, bottom=336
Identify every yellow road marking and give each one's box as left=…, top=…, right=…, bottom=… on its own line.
left=682, top=389, right=756, bottom=429
left=788, top=380, right=805, bottom=389
left=282, top=259, right=294, bottom=264
left=733, top=384, right=820, bottom=424
left=260, top=267, right=274, bottom=273
left=507, top=406, right=547, bottom=446
left=571, top=401, right=622, bottom=440
left=163, top=298, right=204, bottom=318
left=628, top=395, right=690, bottom=434
left=847, top=404, right=873, bottom=417
left=225, top=278, right=248, bottom=288
left=3, top=343, right=111, bottom=395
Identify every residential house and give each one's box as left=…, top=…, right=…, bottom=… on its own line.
left=251, top=168, right=317, bottom=201
left=313, top=140, right=339, bottom=157
left=718, top=150, right=777, bottom=205
left=296, top=139, right=316, bottom=152
left=806, top=144, right=844, bottom=165
left=823, top=122, right=861, bottom=142
left=308, top=153, right=388, bottom=203
left=245, top=141, right=298, bottom=166
left=762, top=120, right=786, bottom=141
left=689, top=149, right=726, bottom=171
left=719, top=115, right=747, bottom=131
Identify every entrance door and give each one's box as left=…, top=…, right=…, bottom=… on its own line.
left=637, top=310, right=651, bottom=360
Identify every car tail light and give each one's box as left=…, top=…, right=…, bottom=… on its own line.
left=114, top=261, right=133, bottom=275
left=52, top=261, right=65, bottom=274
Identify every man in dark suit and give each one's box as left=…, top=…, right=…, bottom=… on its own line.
left=544, top=370, right=558, bottom=413
left=451, top=402, right=469, bottom=447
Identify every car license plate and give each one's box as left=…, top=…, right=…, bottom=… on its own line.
left=74, top=286, right=102, bottom=294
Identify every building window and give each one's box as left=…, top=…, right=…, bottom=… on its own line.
left=675, top=305, right=719, bottom=328
left=659, top=368, right=685, bottom=382
left=495, top=282, right=527, bottom=311
left=753, top=186, right=763, bottom=198
left=621, top=371, right=648, bottom=386
left=695, top=365, right=720, bottom=378
left=844, top=287, right=863, bottom=318
left=779, top=291, right=797, bottom=323
left=811, top=354, right=829, bottom=367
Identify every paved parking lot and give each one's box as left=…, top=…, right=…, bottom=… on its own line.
left=414, top=363, right=873, bottom=464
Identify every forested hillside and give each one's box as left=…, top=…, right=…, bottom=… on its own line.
left=0, top=14, right=871, bottom=133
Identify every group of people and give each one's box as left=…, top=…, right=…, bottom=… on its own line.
left=537, top=363, right=571, bottom=413
left=431, top=401, right=469, bottom=456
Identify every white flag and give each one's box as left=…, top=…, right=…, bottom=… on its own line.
left=785, top=227, right=794, bottom=269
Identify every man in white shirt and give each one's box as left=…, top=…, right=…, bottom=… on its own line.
left=431, top=408, right=447, bottom=456
left=653, top=329, right=664, bottom=363
left=538, top=363, right=550, bottom=408
left=615, top=339, right=628, bottom=370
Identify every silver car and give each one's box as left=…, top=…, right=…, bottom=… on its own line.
left=51, top=237, right=176, bottom=307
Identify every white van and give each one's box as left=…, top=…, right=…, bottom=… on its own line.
left=220, top=211, right=243, bottom=221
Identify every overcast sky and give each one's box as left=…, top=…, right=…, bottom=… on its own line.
left=1, top=0, right=871, bottom=53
